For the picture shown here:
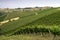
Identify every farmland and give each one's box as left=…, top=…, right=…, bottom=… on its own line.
left=0, top=7, right=60, bottom=40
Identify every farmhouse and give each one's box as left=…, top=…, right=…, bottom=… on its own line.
left=10, top=17, right=19, bottom=21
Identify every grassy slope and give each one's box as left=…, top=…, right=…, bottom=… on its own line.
left=0, top=34, right=60, bottom=40
left=0, top=8, right=60, bottom=40
left=0, top=12, right=7, bottom=22
left=0, top=8, right=59, bottom=35
left=13, top=8, right=60, bottom=35
left=34, top=11, right=60, bottom=25
left=4, top=10, right=36, bottom=20
left=23, top=9, right=60, bottom=35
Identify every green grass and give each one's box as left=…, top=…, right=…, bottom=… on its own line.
left=0, top=12, right=7, bottom=22
left=0, top=34, right=60, bottom=40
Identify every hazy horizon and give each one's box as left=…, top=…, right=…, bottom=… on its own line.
left=0, top=0, right=60, bottom=8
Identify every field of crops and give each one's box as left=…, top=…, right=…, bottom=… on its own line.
left=0, top=12, right=7, bottom=22
left=0, top=8, right=60, bottom=40
left=0, top=8, right=58, bottom=35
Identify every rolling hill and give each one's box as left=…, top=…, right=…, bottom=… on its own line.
left=0, top=8, right=60, bottom=36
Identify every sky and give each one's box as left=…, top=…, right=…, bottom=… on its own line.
left=0, top=0, right=60, bottom=8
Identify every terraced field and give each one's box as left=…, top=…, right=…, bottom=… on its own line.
left=0, top=12, right=7, bottom=22
left=0, top=8, right=60, bottom=40
left=0, top=8, right=59, bottom=35
left=14, top=8, right=60, bottom=35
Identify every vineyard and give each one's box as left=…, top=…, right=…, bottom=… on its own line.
left=0, top=7, right=60, bottom=40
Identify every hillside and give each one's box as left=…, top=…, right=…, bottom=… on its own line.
left=14, top=8, right=60, bottom=35
left=0, top=12, right=7, bottom=22
left=0, top=8, right=60, bottom=36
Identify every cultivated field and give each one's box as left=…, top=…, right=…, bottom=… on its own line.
left=0, top=7, right=60, bottom=40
